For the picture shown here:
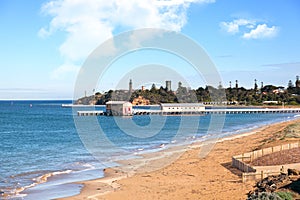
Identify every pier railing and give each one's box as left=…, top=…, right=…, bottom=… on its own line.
left=76, top=108, right=300, bottom=116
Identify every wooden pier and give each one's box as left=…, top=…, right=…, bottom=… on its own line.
left=133, top=108, right=300, bottom=115
left=62, top=104, right=104, bottom=108
left=203, top=108, right=300, bottom=115
left=77, top=110, right=104, bottom=116
left=76, top=108, right=300, bottom=116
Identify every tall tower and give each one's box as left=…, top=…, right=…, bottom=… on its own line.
left=296, top=76, right=300, bottom=88
left=229, top=81, right=232, bottom=88
left=178, top=81, right=182, bottom=89
left=218, top=81, right=223, bottom=89
left=129, top=79, right=133, bottom=92
left=235, top=80, right=238, bottom=89
left=166, top=80, right=171, bottom=91
left=254, top=79, right=258, bottom=90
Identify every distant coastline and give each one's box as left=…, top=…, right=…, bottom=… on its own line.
left=76, top=78, right=300, bottom=106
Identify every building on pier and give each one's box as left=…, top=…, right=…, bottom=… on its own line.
left=106, top=101, right=133, bottom=116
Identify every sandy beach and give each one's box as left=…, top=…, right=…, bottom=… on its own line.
left=60, top=118, right=300, bottom=200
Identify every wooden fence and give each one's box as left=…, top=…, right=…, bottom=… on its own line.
left=232, top=141, right=300, bottom=182
left=232, top=155, right=256, bottom=173
left=242, top=169, right=284, bottom=182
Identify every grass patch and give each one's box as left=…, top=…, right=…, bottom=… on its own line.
left=284, top=124, right=300, bottom=139
left=247, top=192, right=282, bottom=200
left=276, top=191, right=293, bottom=200
left=256, top=123, right=300, bottom=150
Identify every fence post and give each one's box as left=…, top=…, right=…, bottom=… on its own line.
left=242, top=173, right=245, bottom=183
left=261, top=171, right=264, bottom=180
left=272, top=147, right=274, bottom=153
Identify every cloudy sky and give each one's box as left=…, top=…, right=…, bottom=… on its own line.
left=0, top=0, right=299, bottom=99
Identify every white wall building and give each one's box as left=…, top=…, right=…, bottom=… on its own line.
left=106, top=101, right=133, bottom=116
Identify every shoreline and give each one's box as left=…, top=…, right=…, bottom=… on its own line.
left=7, top=115, right=262, bottom=199
left=59, top=117, right=300, bottom=200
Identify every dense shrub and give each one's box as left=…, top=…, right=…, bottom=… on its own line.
left=276, top=191, right=293, bottom=200
left=247, top=192, right=283, bottom=200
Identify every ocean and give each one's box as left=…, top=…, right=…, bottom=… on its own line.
left=0, top=100, right=298, bottom=199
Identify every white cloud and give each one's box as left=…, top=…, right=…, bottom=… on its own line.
left=155, top=0, right=215, bottom=6
left=38, top=27, right=51, bottom=38
left=50, top=63, right=80, bottom=80
left=40, top=0, right=115, bottom=62
left=243, top=24, right=278, bottom=39
left=40, top=0, right=214, bottom=79
left=220, top=19, right=255, bottom=34
left=220, top=18, right=279, bottom=40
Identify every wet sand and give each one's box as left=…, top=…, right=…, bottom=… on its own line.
left=60, top=118, right=300, bottom=200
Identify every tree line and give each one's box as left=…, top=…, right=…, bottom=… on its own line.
left=77, top=83, right=300, bottom=106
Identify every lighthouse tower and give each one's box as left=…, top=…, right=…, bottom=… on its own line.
left=296, top=76, right=300, bottom=88
left=129, top=79, right=133, bottom=92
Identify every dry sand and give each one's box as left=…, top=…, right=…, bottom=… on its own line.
left=60, top=118, right=300, bottom=200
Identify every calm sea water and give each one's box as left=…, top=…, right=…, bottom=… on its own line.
left=0, top=100, right=298, bottom=199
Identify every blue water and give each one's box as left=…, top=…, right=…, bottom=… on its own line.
left=0, top=100, right=298, bottom=199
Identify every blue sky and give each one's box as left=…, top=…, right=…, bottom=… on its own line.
left=0, top=0, right=299, bottom=99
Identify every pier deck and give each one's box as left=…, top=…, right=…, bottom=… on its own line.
left=76, top=108, right=300, bottom=116
left=133, top=108, right=300, bottom=115
left=77, top=110, right=104, bottom=116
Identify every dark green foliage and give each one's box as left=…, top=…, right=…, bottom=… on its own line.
left=276, top=191, right=293, bottom=200
left=287, top=87, right=300, bottom=95
left=247, top=192, right=283, bottom=200
left=95, top=90, right=132, bottom=105
left=130, top=87, right=177, bottom=104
